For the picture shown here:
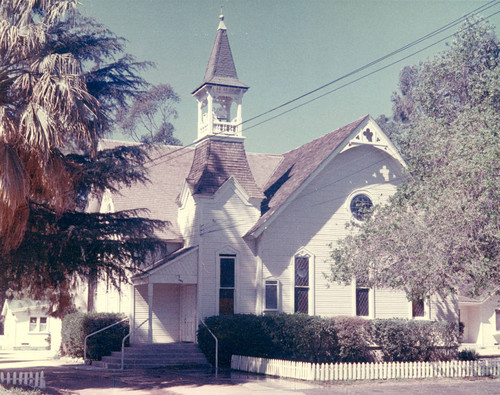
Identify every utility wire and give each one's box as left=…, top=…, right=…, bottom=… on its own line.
left=241, top=0, right=500, bottom=127
left=145, top=4, right=500, bottom=168
left=245, top=9, right=500, bottom=131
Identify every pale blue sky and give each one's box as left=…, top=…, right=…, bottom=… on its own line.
left=81, top=1, right=500, bottom=154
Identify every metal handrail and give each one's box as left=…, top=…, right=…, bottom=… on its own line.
left=83, top=317, right=128, bottom=364
left=121, top=318, right=149, bottom=370
left=200, top=319, right=218, bottom=377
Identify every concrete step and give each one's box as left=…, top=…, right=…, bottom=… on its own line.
left=101, top=355, right=209, bottom=364
left=92, top=360, right=209, bottom=370
left=95, top=342, right=209, bottom=370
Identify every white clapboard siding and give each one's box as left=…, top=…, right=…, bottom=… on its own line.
left=0, top=371, right=45, bottom=390
left=152, top=284, right=180, bottom=342
left=198, top=179, right=261, bottom=318
left=232, top=355, right=500, bottom=382
left=259, top=145, right=404, bottom=316
left=133, top=284, right=149, bottom=343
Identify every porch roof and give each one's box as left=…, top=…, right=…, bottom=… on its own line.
left=458, top=287, right=499, bottom=305
left=132, top=246, right=198, bottom=285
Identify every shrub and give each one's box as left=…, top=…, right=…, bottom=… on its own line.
left=61, top=312, right=128, bottom=360
left=198, top=314, right=369, bottom=366
left=198, top=314, right=460, bottom=367
left=332, top=316, right=371, bottom=362
left=458, top=348, right=480, bottom=361
left=368, top=319, right=459, bottom=362
left=261, top=314, right=339, bottom=363
left=198, top=314, right=277, bottom=366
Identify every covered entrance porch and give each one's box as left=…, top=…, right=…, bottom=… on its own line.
left=130, top=247, right=199, bottom=344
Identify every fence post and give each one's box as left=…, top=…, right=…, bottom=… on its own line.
left=40, top=371, right=46, bottom=390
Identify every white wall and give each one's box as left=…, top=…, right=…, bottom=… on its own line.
left=2, top=308, right=58, bottom=350
left=258, top=144, right=419, bottom=319
left=461, top=296, right=500, bottom=346
left=152, top=284, right=180, bottom=342
left=196, top=180, right=261, bottom=320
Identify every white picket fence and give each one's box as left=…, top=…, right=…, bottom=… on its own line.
left=231, top=355, right=500, bottom=382
left=0, top=371, right=46, bottom=390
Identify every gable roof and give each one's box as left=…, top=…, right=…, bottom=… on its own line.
left=186, top=138, right=265, bottom=199
left=246, top=115, right=369, bottom=237
left=99, top=141, right=195, bottom=240
left=1, top=299, right=49, bottom=316
left=132, top=246, right=198, bottom=279
left=192, top=18, right=248, bottom=94
left=458, top=286, right=499, bottom=304
left=99, top=140, right=280, bottom=241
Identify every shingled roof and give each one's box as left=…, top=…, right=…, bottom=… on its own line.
left=186, top=138, right=265, bottom=199
left=99, top=140, right=280, bottom=241
left=246, top=116, right=369, bottom=237
left=192, top=16, right=248, bottom=93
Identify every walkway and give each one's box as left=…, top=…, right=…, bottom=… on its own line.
left=0, top=350, right=499, bottom=394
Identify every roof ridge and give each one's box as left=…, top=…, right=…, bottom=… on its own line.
left=281, top=115, right=370, bottom=156
left=246, top=115, right=371, bottom=237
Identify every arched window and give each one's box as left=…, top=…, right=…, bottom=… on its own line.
left=294, top=256, right=309, bottom=314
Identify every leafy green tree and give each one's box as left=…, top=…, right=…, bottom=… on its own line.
left=0, top=1, right=168, bottom=315
left=328, top=19, right=500, bottom=300
left=117, top=83, right=182, bottom=145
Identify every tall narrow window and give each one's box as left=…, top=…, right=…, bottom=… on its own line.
left=294, top=256, right=309, bottom=314
left=265, top=280, right=279, bottom=311
left=412, top=298, right=425, bottom=318
left=356, top=288, right=370, bottom=317
left=496, top=310, right=500, bottom=331
left=219, top=254, right=235, bottom=315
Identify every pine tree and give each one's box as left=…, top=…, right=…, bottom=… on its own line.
left=0, top=1, right=171, bottom=315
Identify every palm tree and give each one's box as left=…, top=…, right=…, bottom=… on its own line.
left=0, top=0, right=98, bottom=251
left=0, top=0, right=150, bottom=253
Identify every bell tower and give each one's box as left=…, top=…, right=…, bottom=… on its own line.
left=192, top=13, right=249, bottom=142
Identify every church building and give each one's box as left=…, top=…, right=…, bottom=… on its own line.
left=92, top=14, right=458, bottom=345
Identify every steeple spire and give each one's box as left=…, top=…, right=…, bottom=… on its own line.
left=192, top=14, right=249, bottom=142
left=218, top=8, right=226, bottom=30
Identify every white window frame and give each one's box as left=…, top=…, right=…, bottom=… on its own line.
left=29, top=316, right=49, bottom=333
left=29, top=317, right=38, bottom=332
left=216, top=246, right=239, bottom=315
left=352, top=280, right=375, bottom=319
left=264, top=278, right=280, bottom=313
left=409, top=297, right=431, bottom=320
left=292, top=248, right=315, bottom=315
left=346, top=190, right=375, bottom=222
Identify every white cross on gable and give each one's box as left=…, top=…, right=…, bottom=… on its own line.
left=379, top=165, right=390, bottom=181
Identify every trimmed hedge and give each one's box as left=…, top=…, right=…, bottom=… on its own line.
left=61, top=312, right=128, bottom=360
left=369, top=319, right=459, bottom=361
left=198, top=314, right=459, bottom=367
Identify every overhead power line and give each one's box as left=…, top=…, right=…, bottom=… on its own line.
left=245, top=9, right=500, bottom=132
left=242, top=0, right=500, bottom=127
left=146, top=3, right=500, bottom=168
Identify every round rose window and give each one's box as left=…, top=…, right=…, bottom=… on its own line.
left=350, top=194, right=373, bottom=221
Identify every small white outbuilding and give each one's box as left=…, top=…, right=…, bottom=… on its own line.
left=1, top=299, right=61, bottom=350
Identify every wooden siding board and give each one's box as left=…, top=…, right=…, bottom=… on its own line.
left=152, top=284, right=180, bottom=343
left=375, top=289, right=410, bottom=319
left=134, top=285, right=149, bottom=344
left=258, top=145, right=406, bottom=318
left=197, top=181, right=260, bottom=318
